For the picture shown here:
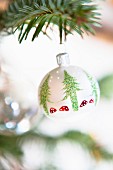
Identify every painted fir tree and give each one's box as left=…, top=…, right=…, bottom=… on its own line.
left=63, top=70, right=80, bottom=111
left=86, top=73, right=98, bottom=105
left=40, top=75, right=50, bottom=114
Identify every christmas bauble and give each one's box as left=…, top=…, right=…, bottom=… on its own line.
left=0, top=66, right=38, bottom=135
left=38, top=53, right=100, bottom=120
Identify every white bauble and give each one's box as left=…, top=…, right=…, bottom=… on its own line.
left=38, top=53, right=100, bottom=120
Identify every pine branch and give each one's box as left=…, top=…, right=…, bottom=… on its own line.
left=99, top=74, right=113, bottom=99
left=0, top=134, right=23, bottom=159
left=0, top=130, right=113, bottom=167
left=1, top=0, right=101, bottom=43
left=60, top=131, right=113, bottom=161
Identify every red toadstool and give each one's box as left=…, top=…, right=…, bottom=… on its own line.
left=80, top=100, right=88, bottom=107
left=50, top=108, right=57, bottom=113
left=59, top=106, right=69, bottom=111
left=89, top=99, right=94, bottom=103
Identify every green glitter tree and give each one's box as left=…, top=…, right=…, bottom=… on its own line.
left=63, top=70, right=80, bottom=111
left=86, top=73, right=98, bottom=105
left=40, top=75, right=50, bottom=114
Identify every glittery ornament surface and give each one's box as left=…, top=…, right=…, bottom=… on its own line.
left=85, top=72, right=99, bottom=105
left=40, top=75, right=51, bottom=115
left=63, top=70, right=80, bottom=111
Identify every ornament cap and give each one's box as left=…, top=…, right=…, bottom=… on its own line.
left=56, top=53, right=70, bottom=67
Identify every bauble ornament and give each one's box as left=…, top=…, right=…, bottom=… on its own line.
left=0, top=66, right=38, bottom=135
left=38, top=53, right=100, bottom=120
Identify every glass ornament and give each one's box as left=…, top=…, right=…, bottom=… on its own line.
left=0, top=65, right=38, bottom=135
left=38, top=52, right=100, bottom=120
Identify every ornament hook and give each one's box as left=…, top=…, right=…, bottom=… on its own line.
left=56, top=52, right=70, bottom=67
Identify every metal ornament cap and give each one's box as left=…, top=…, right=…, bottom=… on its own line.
left=56, top=53, right=70, bottom=67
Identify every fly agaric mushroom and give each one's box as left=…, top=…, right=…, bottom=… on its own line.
left=50, top=108, right=57, bottom=113
left=80, top=100, right=88, bottom=107
left=59, top=106, right=69, bottom=111
left=89, top=99, right=94, bottom=103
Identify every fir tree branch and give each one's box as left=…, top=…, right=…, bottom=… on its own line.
left=0, top=134, right=23, bottom=159
left=13, top=130, right=113, bottom=161
left=0, top=130, right=113, bottom=165
left=99, top=74, right=113, bottom=99
left=59, top=131, right=113, bottom=160
left=0, top=0, right=101, bottom=43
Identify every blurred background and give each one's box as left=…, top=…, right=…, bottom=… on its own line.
left=0, top=0, right=113, bottom=170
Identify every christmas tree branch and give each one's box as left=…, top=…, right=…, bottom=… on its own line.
left=60, top=131, right=113, bottom=160
left=0, top=130, right=112, bottom=161
left=0, top=134, right=23, bottom=159
left=99, top=74, right=113, bottom=99
left=0, top=0, right=101, bottom=43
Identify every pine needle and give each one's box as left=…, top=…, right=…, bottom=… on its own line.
left=0, top=0, right=101, bottom=43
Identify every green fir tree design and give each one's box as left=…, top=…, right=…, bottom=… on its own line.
left=63, top=70, right=80, bottom=111
left=40, top=75, right=50, bottom=115
left=86, top=73, right=98, bottom=105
